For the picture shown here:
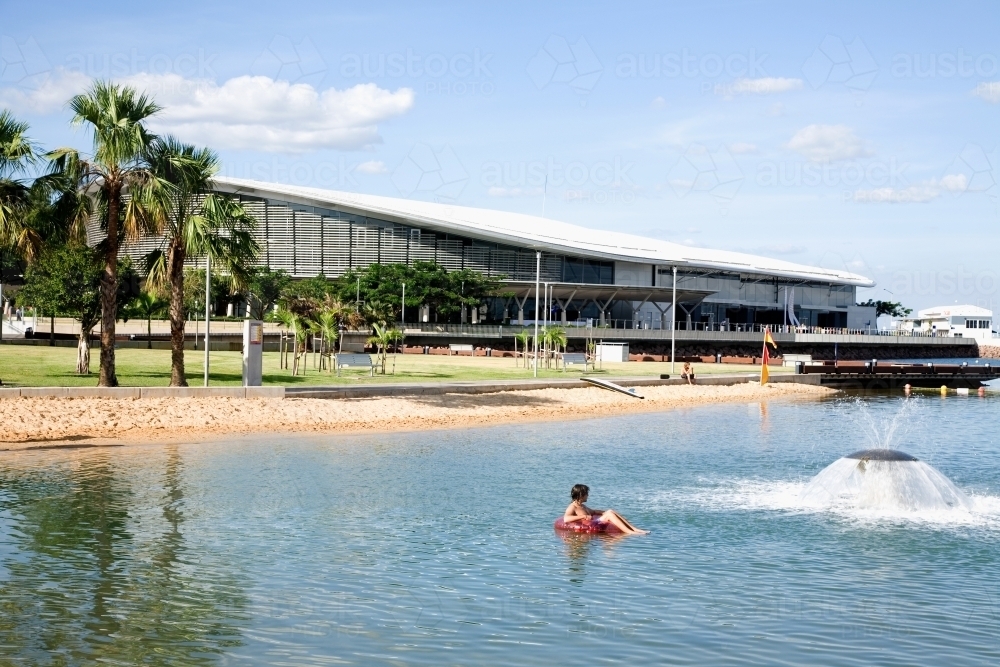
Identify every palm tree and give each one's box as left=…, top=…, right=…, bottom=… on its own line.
left=362, top=300, right=394, bottom=328
left=142, top=137, right=260, bottom=386
left=366, top=323, right=403, bottom=374
left=513, top=330, right=531, bottom=368
left=545, top=327, right=567, bottom=369
left=129, top=290, right=168, bottom=349
left=274, top=307, right=296, bottom=370
left=1, top=114, right=92, bottom=345
left=0, top=110, right=36, bottom=337
left=316, top=309, right=339, bottom=372
left=387, top=328, right=404, bottom=374
left=50, top=81, right=166, bottom=386
left=278, top=297, right=318, bottom=376
left=0, top=110, right=37, bottom=253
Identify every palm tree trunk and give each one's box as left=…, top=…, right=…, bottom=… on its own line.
left=76, top=327, right=91, bottom=374
left=291, top=321, right=299, bottom=375
left=99, top=185, right=121, bottom=387
left=168, top=240, right=187, bottom=386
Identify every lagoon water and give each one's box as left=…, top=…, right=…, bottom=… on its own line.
left=2, top=395, right=999, bottom=665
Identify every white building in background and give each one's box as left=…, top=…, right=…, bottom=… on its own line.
left=893, top=305, right=994, bottom=341
left=103, top=176, right=874, bottom=328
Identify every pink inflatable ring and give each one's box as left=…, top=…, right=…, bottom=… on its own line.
left=553, top=517, right=624, bottom=535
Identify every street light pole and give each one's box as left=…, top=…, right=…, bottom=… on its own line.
left=204, top=254, right=211, bottom=386
left=533, top=251, right=540, bottom=377
left=401, top=282, right=405, bottom=325
left=671, top=266, right=677, bottom=374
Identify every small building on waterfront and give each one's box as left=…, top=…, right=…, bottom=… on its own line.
left=892, top=305, right=995, bottom=341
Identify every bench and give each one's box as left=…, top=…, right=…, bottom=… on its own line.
left=335, top=353, right=374, bottom=376
left=561, top=352, right=592, bottom=371
left=449, top=344, right=474, bottom=356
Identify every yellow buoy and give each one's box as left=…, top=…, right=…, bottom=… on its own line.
left=940, top=385, right=948, bottom=396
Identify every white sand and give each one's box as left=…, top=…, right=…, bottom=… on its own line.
left=0, top=382, right=833, bottom=449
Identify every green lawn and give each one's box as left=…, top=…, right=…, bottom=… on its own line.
left=0, top=344, right=785, bottom=387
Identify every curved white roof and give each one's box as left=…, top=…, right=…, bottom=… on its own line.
left=215, top=176, right=874, bottom=288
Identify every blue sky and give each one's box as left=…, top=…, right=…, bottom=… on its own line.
left=3, top=0, right=999, bottom=311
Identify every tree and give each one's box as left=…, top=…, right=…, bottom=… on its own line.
left=51, top=81, right=166, bottom=386
left=246, top=267, right=291, bottom=320
left=0, top=110, right=38, bottom=259
left=183, top=268, right=228, bottom=317
left=19, top=244, right=137, bottom=374
left=128, top=290, right=168, bottom=349
left=857, top=299, right=912, bottom=318
left=283, top=273, right=335, bottom=302
left=543, top=326, right=567, bottom=368
left=142, top=137, right=260, bottom=386
left=315, top=308, right=339, bottom=372
left=334, top=261, right=505, bottom=323
left=1, top=123, right=92, bottom=344
left=366, top=323, right=403, bottom=374
left=514, top=330, right=531, bottom=368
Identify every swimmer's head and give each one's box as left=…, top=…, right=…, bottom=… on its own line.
left=571, top=484, right=589, bottom=501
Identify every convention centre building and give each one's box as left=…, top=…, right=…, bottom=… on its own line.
left=118, top=176, right=875, bottom=330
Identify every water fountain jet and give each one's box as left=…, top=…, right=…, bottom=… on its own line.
left=800, top=448, right=971, bottom=513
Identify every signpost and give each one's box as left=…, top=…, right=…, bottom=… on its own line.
left=243, top=319, right=264, bottom=386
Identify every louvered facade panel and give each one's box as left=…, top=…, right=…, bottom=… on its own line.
left=350, top=221, right=380, bottom=270
left=239, top=198, right=268, bottom=266
left=541, top=253, right=563, bottom=282
left=379, top=227, right=409, bottom=265
left=294, top=212, right=323, bottom=277
left=266, top=205, right=296, bottom=274
left=464, top=246, right=492, bottom=275
left=436, top=239, right=464, bottom=270
left=322, top=216, right=351, bottom=276
left=409, top=234, right=437, bottom=264
left=490, top=249, right=517, bottom=278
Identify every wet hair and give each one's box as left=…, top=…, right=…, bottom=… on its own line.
left=571, top=484, right=590, bottom=501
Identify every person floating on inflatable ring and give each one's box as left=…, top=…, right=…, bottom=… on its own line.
left=562, top=484, right=649, bottom=535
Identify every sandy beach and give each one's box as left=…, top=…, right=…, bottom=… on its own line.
left=0, top=382, right=834, bottom=449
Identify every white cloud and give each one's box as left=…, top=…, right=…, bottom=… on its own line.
left=487, top=186, right=544, bottom=197
left=0, top=70, right=415, bottom=152
left=972, top=81, right=1000, bottom=103
left=125, top=74, right=414, bottom=152
left=850, top=175, right=968, bottom=203
left=0, top=68, right=90, bottom=113
left=728, top=142, right=758, bottom=154
left=355, top=160, right=387, bottom=174
left=651, top=96, right=667, bottom=109
left=715, top=77, right=803, bottom=96
left=787, top=124, right=871, bottom=162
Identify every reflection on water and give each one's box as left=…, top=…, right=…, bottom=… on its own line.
left=0, top=395, right=999, bottom=665
left=0, top=447, right=248, bottom=664
left=555, top=530, right=628, bottom=584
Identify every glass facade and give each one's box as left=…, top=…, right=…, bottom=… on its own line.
left=106, top=194, right=615, bottom=285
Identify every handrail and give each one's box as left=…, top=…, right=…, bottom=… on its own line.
left=393, top=321, right=976, bottom=339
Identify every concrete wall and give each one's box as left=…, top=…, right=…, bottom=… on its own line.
left=0, top=387, right=284, bottom=399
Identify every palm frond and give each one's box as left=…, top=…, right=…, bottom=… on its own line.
left=142, top=249, right=168, bottom=293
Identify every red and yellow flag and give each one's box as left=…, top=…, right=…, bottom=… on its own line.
left=760, top=330, right=778, bottom=385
